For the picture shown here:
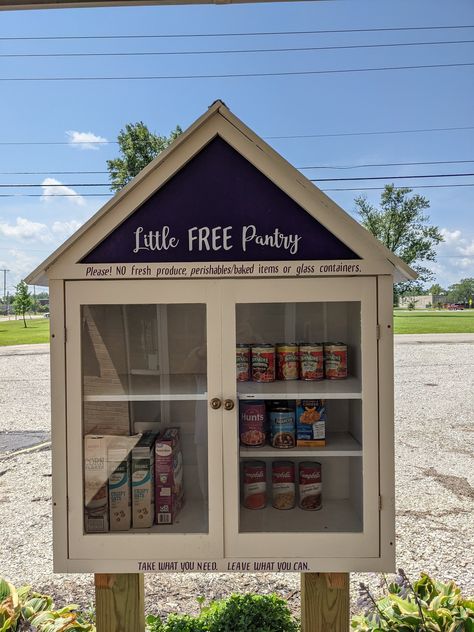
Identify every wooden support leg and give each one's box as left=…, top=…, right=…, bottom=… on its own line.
left=95, top=573, right=145, bottom=632
left=301, top=572, right=350, bottom=632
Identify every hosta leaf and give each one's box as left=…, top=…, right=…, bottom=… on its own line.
left=389, top=595, right=419, bottom=615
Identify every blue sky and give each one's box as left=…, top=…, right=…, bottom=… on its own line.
left=0, top=0, right=473, bottom=293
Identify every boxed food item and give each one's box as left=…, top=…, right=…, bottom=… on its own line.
left=296, top=400, right=326, bottom=447
left=155, top=428, right=184, bottom=525
left=132, top=432, right=158, bottom=529
left=108, top=448, right=131, bottom=531
left=84, top=435, right=109, bottom=533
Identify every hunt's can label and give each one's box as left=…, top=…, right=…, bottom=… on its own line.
left=324, top=343, right=348, bottom=380
left=243, top=461, right=266, bottom=510
left=236, top=344, right=251, bottom=382
left=299, top=343, right=324, bottom=381
left=272, top=461, right=295, bottom=510
left=276, top=343, right=299, bottom=381
left=239, top=401, right=266, bottom=447
left=299, top=462, right=322, bottom=511
left=251, top=344, right=275, bottom=382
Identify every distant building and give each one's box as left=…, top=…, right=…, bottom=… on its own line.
left=399, top=294, right=445, bottom=309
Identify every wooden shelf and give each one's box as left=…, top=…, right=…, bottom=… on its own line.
left=239, top=432, right=362, bottom=458
left=237, top=377, right=361, bottom=400
left=84, top=373, right=207, bottom=402
left=239, top=499, right=363, bottom=533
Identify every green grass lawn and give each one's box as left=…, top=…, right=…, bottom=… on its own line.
left=0, top=318, right=50, bottom=346
left=393, top=310, right=474, bottom=334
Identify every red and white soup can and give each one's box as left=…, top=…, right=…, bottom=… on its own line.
left=324, top=343, right=348, bottom=380
left=272, top=461, right=296, bottom=510
left=243, top=461, right=267, bottom=510
left=276, top=343, right=299, bottom=381
left=251, top=344, right=276, bottom=383
left=236, top=344, right=251, bottom=382
left=299, top=343, right=324, bottom=381
left=298, top=462, right=322, bottom=511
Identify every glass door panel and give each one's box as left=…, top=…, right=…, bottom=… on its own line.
left=222, top=278, right=379, bottom=559
left=66, top=280, right=223, bottom=561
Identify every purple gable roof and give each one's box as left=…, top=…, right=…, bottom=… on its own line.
left=81, top=136, right=360, bottom=263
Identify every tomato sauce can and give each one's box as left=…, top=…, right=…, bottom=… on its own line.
left=324, top=343, right=348, bottom=380
left=243, top=461, right=266, bottom=510
left=239, top=401, right=266, bottom=447
left=299, top=462, right=322, bottom=511
left=276, top=343, right=299, bottom=381
left=269, top=406, right=296, bottom=449
left=251, top=344, right=276, bottom=382
left=236, top=344, right=251, bottom=382
left=272, top=461, right=295, bottom=510
left=299, top=343, right=324, bottom=381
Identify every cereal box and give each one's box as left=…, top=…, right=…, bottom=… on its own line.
left=296, top=400, right=326, bottom=447
left=108, top=448, right=131, bottom=531
left=155, top=428, right=184, bottom=525
left=132, top=432, right=158, bottom=529
left=84, top=435, right=109, bottom=533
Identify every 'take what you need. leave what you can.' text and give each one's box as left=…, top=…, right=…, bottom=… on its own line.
left=133, top=225, right=302, bottom=255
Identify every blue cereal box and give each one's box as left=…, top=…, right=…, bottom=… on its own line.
left=296, top=400, right=326, bottom=447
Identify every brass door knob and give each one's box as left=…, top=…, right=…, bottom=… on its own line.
left=224, top=399, right=235, bottom=411
left=210, top=397, right=222, bottom=410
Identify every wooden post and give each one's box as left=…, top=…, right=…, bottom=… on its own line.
left=301, top=572, right=350, bottom=632
left=95, top=573, right=145, bottom=632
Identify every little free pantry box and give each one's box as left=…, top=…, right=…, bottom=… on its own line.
left=27, top=101, right=415, bottom=574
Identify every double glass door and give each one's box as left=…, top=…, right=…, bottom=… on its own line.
left=66, top=277, right=379, bottom=562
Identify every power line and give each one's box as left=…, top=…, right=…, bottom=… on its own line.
left=3, top=172, right=474, bottom=188
left=2, top=159, right=474, bottom=175
left=1, top=24, right=473, bottom=41
left=1, top=183, right=473, bottom=197
left=2, top=39, right=474, bottom=59
left=1, top=125, right=472, bottom=146
left=2, top=61, right=473, bottom=81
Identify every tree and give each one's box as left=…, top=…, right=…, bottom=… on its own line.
left=447, top=278, right=474, bottom=305
left=427, top=283, right=446, bottom=296
left=13, top=280, right=32, bottom=328
left=354, top=184, right=444, bottom=301
left=107, top=121, right=182, bottom=192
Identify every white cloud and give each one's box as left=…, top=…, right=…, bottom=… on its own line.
left=66, top=130, right=107, bottom=151
left=41, top=178, right=85, bottom=206
left=427, top=226, right=474, bottom=287
left=440, top=228, right=462, bottom=244
left=0, top=217, right=52, bottom=243
left=52, top=219, right=83, bottom=238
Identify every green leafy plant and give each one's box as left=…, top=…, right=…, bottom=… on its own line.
left=352, top=569, right=474, bottom=631
left=146, top=593, right=299, bottom=632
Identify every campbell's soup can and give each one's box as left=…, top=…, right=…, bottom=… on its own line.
left=251, top=344, right=275, bottom=382
left=299, top=462, right=322, bottom=511
left=239, top=401, right=266, bottom=447
left=324, top=343, right=348, bottom=380
left=269, top=406, right=295, bottom=449
left=272, top=462, right=295, bottom=510
left=299, top=343, right=324, bottom=381
left=236, top=344, right=251, bottom=382
left=243, top=461, right=266, bottom=509
left=276, top=343, right=299, bottom=381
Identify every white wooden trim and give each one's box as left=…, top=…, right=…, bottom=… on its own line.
left=377, top=276, right=396, bottom=569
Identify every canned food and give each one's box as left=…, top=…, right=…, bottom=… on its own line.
left=299, top=343, right=324, bottom=381
left=240, top=401, right=266, bottom=447
left=299, top=462, right=322, bottom=511
left=272, top=462, right=295, bottom=510
left=251, top=344, right=275, bottom=383
left=270, top=405, right=295, bottom=449
left=236, top=344, right=251, bottom=382
left=243, top=462, right=266, bottom=509
left=276, top=343, right=299, bottom=381
left=324, top=343, right=348, bottom=380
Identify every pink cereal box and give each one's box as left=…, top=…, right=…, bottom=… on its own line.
left=155, top=428, right=184, bottom=525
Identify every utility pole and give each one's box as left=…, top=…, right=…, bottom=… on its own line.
left=1, top=269, right=9, bottom=316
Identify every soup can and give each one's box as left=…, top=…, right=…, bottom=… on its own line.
left=272, top=461, right=295, bottom=510
left=299, top=343, right=324, bottom=381
left=239, top=401, right=266, bottom=447
left=243, top=461, right=266, bottom=510
left=269, top=405, right=295, bottom=449
left=236, top=344, right=251, bottom=382
left=251, top=344, right=275, bottom=382
left=276, top=343, right=299, bottom=381
left=324, top=342, right=348, bottom=380
left=299, top=462, right=322, bottom=511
